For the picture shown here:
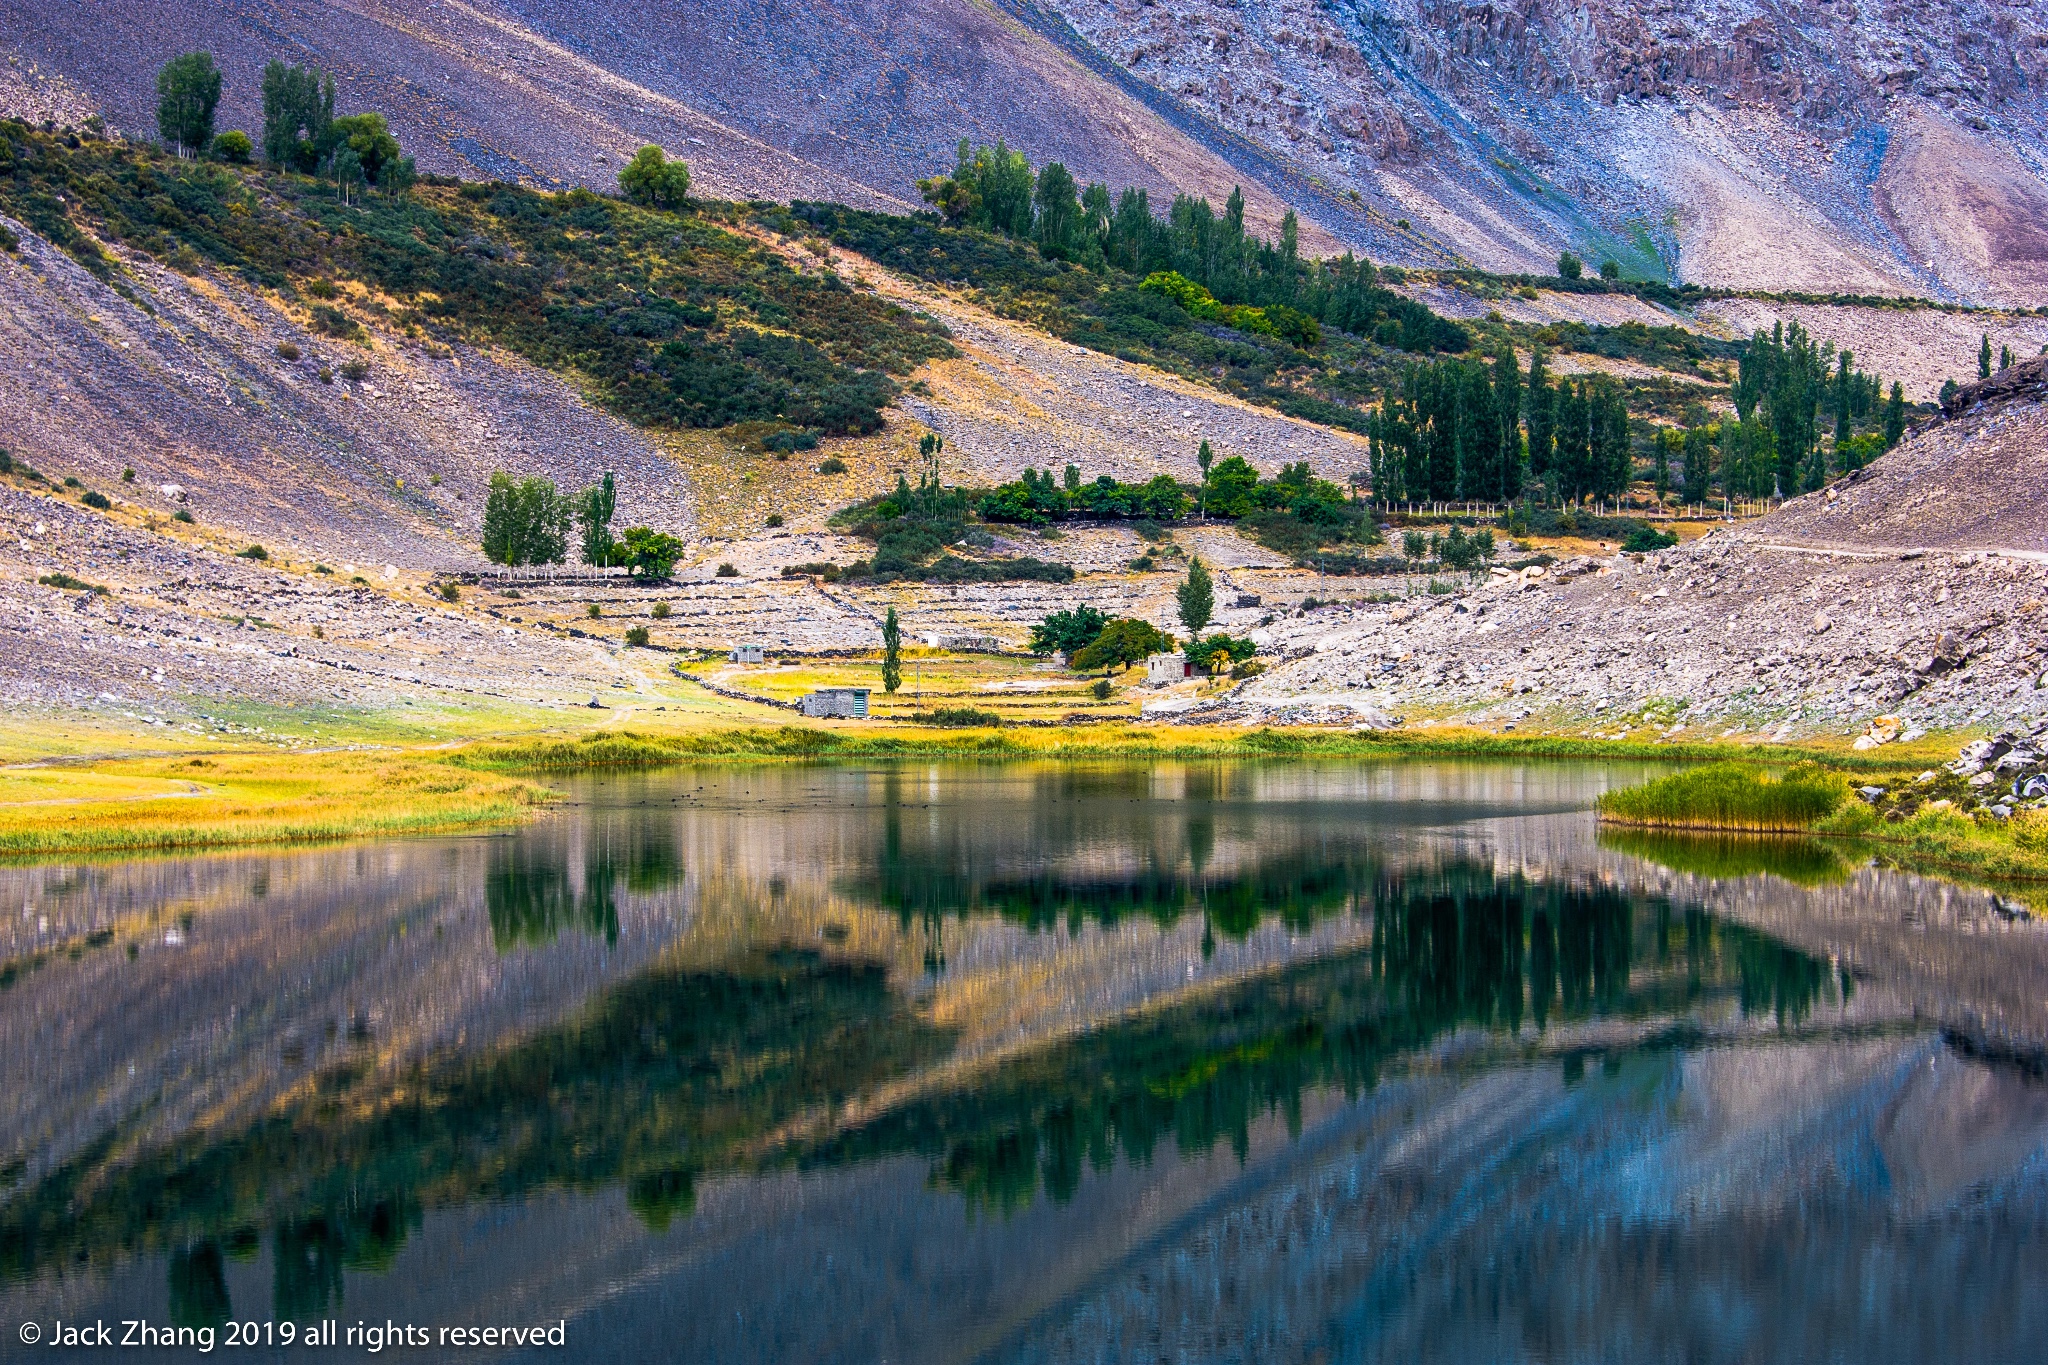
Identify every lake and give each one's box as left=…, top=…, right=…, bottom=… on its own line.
left=3, top=760, right=2047, bottom=1363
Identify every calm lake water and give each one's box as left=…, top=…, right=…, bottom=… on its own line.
left=4, top=760, right=2048, bottom=1363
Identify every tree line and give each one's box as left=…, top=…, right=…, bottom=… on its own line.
left=154, top=51, right=416, bottom=199
left=918, top=140, right=1465, bottom=354
left=482, top=470, right=682, bottom=577
left=1363, top=321, right=1907, bottom=507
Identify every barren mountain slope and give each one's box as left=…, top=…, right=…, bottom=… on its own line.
left=1041, top=0, right=2048, bottom=301
left=0, top=212, right=692, bottom=571
left=0, top=0, right=1338, bottom=250
left=1222, top=396, right=2048, bottom=738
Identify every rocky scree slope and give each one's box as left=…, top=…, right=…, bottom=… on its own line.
left=1042, top=0, right=2048, bottom=301
left=1222, top=394, right=2048, bottom=738
left=0, top=0, right=1338, bottom=252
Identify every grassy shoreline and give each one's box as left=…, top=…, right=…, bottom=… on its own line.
left=1599, top=761, right=2048, bottom=886
left=0, top=715, right=1973, bottom=862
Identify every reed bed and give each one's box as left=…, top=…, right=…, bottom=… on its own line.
left=1597, top=763, right=1848, bottom=831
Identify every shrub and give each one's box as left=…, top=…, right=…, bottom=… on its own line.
left=38, top=572, right=108, bottom=594
left=0, top=449, right=10, bottom=473
left=651, top=600, right=671, bottom=619
left=80, top=489, right=111, bottom=509
left=438, top=581, right=460, bottom=602
left=716, top=562, right=738, bottom=577
left=275, top=341, right=300, bottom=361
left=1557, top=252, right=1583, bottom=280
left=1621, top=524, right=1678, bottom=553
left=305, top=278, right=338, bottom=300
left=235, top=544, right=268, bottom=559
left=917, top=706, right=1002, bottom=727
left=624, top=625, right=650, bottom=647
left=317, top=366, right=333, bottom=383
left=209, top=130, right=252, bottom=164
left=818, top=457, right=848, bottom=475
left=341, top=357, right=369, bottom=382
left=587, top=603, right=601, bottom=618
left=172, top=508, right=194, bottom=523
left=1091, top=678, right=1112, bottom=700
left=765, top=513, right=784, bottom=528
left=121, top=467, right=135, bottom=482
left=618, top=145, right=691, bottom=209
left=1599, top=259, right=1621, bottom=280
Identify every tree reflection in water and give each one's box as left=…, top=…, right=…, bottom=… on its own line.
left=0, top=847, right=1846, bottom=1326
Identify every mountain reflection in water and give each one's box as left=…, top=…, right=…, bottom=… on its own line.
left=1, top=761, right=2044, bottom=1364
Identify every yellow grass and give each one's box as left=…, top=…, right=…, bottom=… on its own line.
left=0, top=750, right=555, bottom=857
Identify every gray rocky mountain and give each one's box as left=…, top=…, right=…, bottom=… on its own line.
left=5, top=1, right=2045, bottom=299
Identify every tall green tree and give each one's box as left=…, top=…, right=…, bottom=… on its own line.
left=1177, top=556, right=1214, bottom=636
left=1883, top=381, right=1907, bottom=448
left=260, top=61, right=333, bottom=172
left=1524, top=346, right=1554, bottom=484
left=156, top=52, right=223, bottom=159
left=1491, top=340, right=1523, bottom=503
left=881, top=607, right=902, bottom=694
left=577, top=472, right=617, bottom=566
left=330, top=145, right=365, bottom=204
left=1681, top=423, right=1713, bottom=503
left=1980, top=332, right=1994, bottom=379
left=1033, top=161, right=1080, bottom=259
left=481, top=473, right=570, bottom=566
left=1652, top=427, right=1676, bottom=500
left=1833, top=349, right=1854, bottom=444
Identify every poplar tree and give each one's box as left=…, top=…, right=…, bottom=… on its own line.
left=1682, top=424, right=1713, bottom=503
left=1980, top=333, right=1993, bottom=379
left=1492, top=340, right=1523, bottom=503
left=881, top=608, right=902, bottom=693
left=1883, top=381, right=1907, bottom=448
left=1524, top=346, right=1554, bottom=484
left=1177, top=556, right=1214, bottom=636
left=156, top=52, right=222, bottom=159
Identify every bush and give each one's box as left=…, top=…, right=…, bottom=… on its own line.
left=275, top=342, right=300, bottom=361
left=651, top=600, right=671, bottom=619
left=1621, top=524, right=1679, bottom=553
left=763, top=428, right=820, bottom=454
left=341, top=357, right=369, bottom=382
left=624, top=625, right=650, bottom=647
left=317, top=366, right=333, bottom=383
left=438, top=581, right=460, bottom=602
left=80, top=489, right=111, bottom=509
left=121, top=467, right=135, bottom=482
left=916, top=706, right=1003, bottom=727
left=587, top=603, right=601, bottom=618
left=716, top=562, right=738, bottom=577
left=1557, top=252, right=1583, bottom=280
left=172, top=508, right=194, bottom=523
left=618, top=145, right=691, bottom=209
left=1091, top=678, right=1112, bottom=700
left=234, top=544, right=268, bottom=560
left=0, top=449, right=11, bottom=474
left=765, top=513, right=784, bottom=528
left=38, top=572, right=107, bottom=594
left=208, top=130, right=252, bottom=164
left=818, top=456, right=848, bottom=475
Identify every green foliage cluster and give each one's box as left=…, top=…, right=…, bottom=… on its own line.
left=770, top=194, right=1463, bottom=435
left=977, top=463, right=1188, bottom=524
left=37, top=572, right=108, bottom=595
left=1070, top=618, right=1174, bottom=673
left=914, top=706, right=1004, bottom=728
left=617, top=145, right=690, bottom=209
left=0, top=127, right=953, bottom=438
left=1028, top=606, right=1110, bottom=657
left=155, top=52, right=222, bottom=158
left=1597, top=763, right=1848, bottom=831
left=481, top=473, right=570, bottom=566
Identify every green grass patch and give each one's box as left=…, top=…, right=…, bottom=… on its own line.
left=1597, top=762, right=1848, bottom=831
